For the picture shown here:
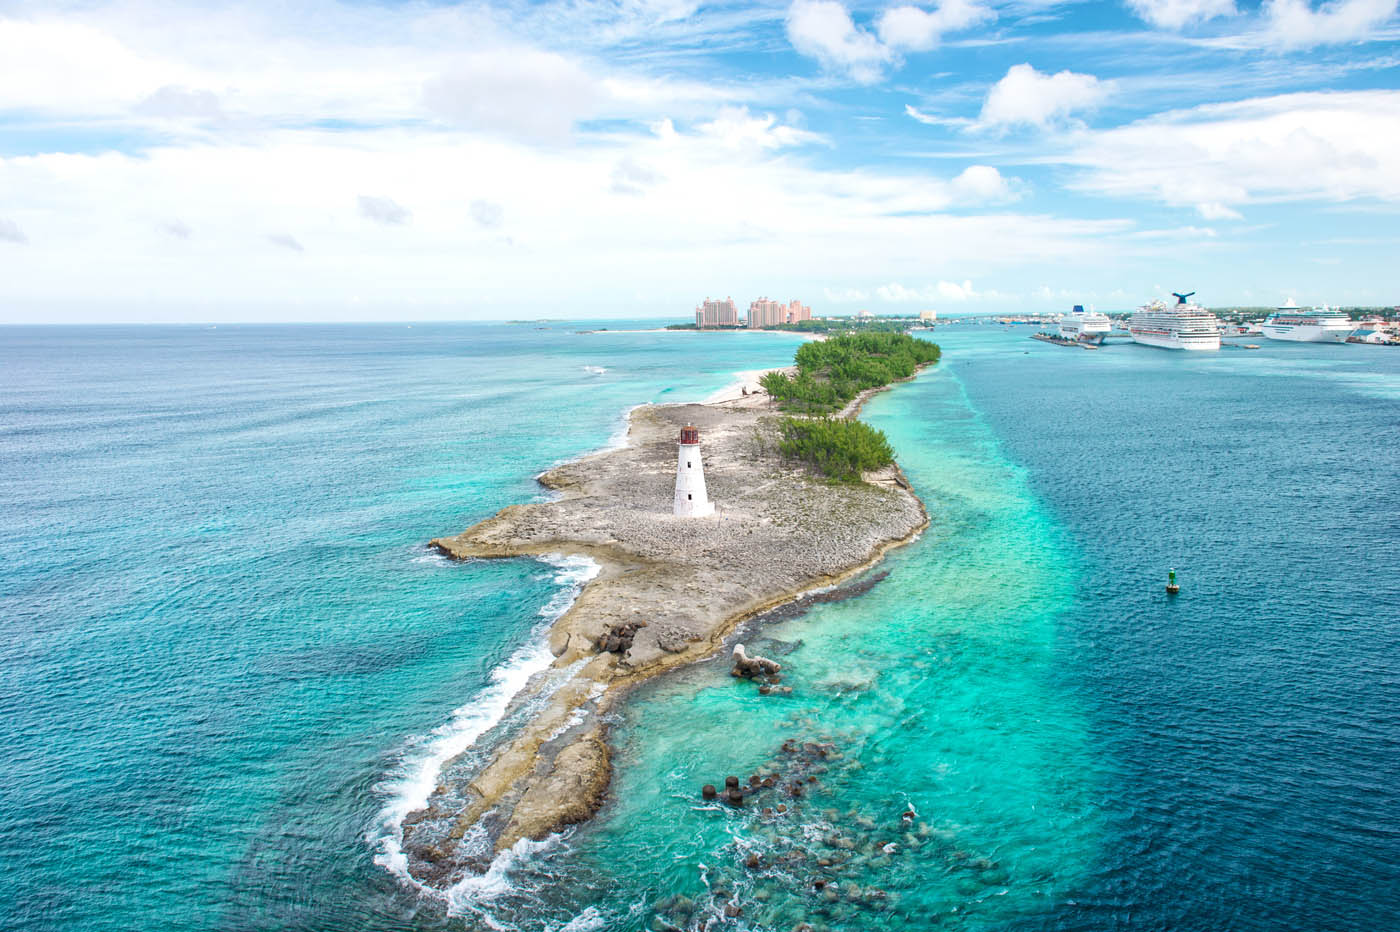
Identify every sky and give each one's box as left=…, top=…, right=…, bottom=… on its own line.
left=1, top=0, right=1398, bottom=322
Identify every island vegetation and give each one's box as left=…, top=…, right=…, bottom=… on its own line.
left=776, top=416, right=894, bottom=482
left=759, top=332, right=941, bottom=415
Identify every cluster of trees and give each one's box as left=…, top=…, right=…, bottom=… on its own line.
left=776, top=417, right=895, bottom=483
left=759, top=332, right=942, bottom=415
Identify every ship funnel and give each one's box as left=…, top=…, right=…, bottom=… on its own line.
left=1172, top=291, right=1195, bottom=305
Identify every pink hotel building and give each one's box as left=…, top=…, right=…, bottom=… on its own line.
left=695, top=297, right=740, bottom=327
left=695, top=296, right=812, bottom=328
left=747, top=297, right=811, bottom=329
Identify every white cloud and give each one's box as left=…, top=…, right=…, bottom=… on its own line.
left=877, top=0, right=995, bottom=51
left=611, top=157, right=662, bottom=195
left=977, top=63, right=1110, bottom=131
left=1126, top=0, right=1237, bottom=29
left=1196, top=201, right=1244, bottom=219
left=1062, top=91, right=1400, bottom=213
left=936, top=279, right=984, bottom=300
left=470, top=200, right=505, bottom=229
left=0, top=19, right=188, bottom=118
left=824, top=286, right=870, bottom=302
left=785, top=0, right=892, bottom=84
left=0, top=126, right=1129, bottom=319
left=949, top=165, right=1021, bottom=204
left=875, top=279, right=996, bottom=301
left=135, top=85, right=226, bottom=121
left=1263, top=0, right=1399, bottom=47
left=267, top=233, right=304, bottom=252
left=358, top=195, right=411, bottom=225
left=695, top=107, right=824, bottom=150
left=904, top=104, right=973, bottom=129
left=0, top=1, right=1204, bottom=320
left=0, top=218, right=27, bottom=244
left=0, top=13, right=432, bottom=128
left=876, top=282, right=924, bottom=301
left=424, top=49, right=604, bottom=143
left=0, top=4, right=764, bottom=142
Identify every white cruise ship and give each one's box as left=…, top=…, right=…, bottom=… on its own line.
left=1261, top=301, right=1352, bottom=343
left=1059, top=305, right=1112, bottom=344
left=1129, top=292, right=1221, bottom=351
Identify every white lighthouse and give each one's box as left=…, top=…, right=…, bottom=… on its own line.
left=673, top=425, right=715, bottom=517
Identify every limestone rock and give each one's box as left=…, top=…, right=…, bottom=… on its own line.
left=732, top=642, right=781, bottom=678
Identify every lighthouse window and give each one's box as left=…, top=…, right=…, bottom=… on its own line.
left=687, top=461, right=692, bottom=468
left=687, top=494, right=692, bottom=500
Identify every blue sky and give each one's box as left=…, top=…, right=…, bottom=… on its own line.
left=1, top=0, right=1397, bottom=321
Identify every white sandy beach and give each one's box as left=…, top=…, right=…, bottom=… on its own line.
left=703, top=366, right=796, bottom=404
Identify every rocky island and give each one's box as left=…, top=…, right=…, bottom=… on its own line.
left=398, top=340, right=936, bottom=888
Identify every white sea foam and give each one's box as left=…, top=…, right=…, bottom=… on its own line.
left=543, top=681, right=605, bottom=742
left=603, top=402, right=645, bottom=452
left=444, top=832, right=566, bottom=913
left=370, top=553, right=600, bottom=888
left=582, top=365, right=608, bottom=375
left=551, top=906, right=607, bottom=932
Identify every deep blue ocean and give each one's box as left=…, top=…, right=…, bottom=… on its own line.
left=1, top=322, right=1396, bottom=931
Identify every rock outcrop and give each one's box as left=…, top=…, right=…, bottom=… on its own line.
left=731, top=643, right=781, bottom=678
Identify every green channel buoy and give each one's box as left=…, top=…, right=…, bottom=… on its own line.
left=1166, top=568, right=1180, bottom=595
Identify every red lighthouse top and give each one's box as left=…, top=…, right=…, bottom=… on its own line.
left=679, top=426, right=700, bottom=445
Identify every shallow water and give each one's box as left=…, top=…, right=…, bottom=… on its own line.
left=2, top=324, right=1396, bottom=931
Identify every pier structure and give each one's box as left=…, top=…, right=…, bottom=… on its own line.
left=673, top=425, right=715, bottom=516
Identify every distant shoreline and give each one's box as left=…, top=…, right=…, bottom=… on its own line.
left=581, top=327, right=821, bottom=337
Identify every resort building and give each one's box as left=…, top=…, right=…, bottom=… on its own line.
left=747, top=297, right=784, bottom=329
left=746, top=298, right=812, bottom=328
left=695, top=297, right=739, bottom=328
left=919, top=310, right=937, bottom=323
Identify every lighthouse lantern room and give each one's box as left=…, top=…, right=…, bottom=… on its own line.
left=673, top=425, right=715, bottom=517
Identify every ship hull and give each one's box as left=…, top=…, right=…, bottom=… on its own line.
left=1261, top=324, right=1351, bottom=343
left=1059, top=325, right=1110, bottom=343
left=1130, top=329, right=1221, bottom=351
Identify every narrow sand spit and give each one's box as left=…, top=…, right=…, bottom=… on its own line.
left=399, top=374, right=929, bottom=886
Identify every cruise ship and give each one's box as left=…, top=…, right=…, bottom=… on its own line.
left=1261, top=301, right=1353, bottom=343
left=1059, top=305, right=1112, bottom=344
left=1129, top=292, right=1221, bottom=351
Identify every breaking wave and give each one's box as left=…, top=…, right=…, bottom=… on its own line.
left=369, top=554, right=601, bottom=889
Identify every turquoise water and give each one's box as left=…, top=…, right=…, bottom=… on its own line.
left=2, top=324, right=1397, bottom=930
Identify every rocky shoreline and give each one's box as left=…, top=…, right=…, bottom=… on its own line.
left=398, top=379, right=929, bottom=888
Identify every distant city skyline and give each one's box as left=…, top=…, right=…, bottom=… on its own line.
left=2, top=0, right=1398, bottom=323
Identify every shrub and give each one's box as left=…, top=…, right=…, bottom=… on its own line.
left=765, top=332, right=939, bottom=413
left=777, top=417, right=895, bottom=482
